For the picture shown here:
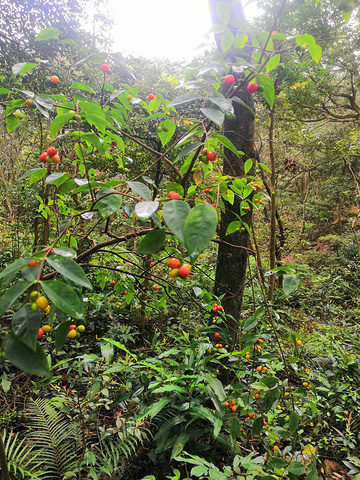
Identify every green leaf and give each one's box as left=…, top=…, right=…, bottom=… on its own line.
left=140, top=398, right=170, bottom=420
left=221, top=31, right=234, bottom=52
left=0, top=281, right=33, bottom=317
left=12, top=304, right=40, bottom=351
left=135, top=201, right=159, bottom=219
left=175, top=143, right=204, bottom=162
left=266, top=54, right=281, bottom=73
left=70, top=82, right=94, bottom=93
left=52, top=247, right=77, bottom=258
left=289, top=411, right=299, bottom=435
left=258, top=162, right=271, bottom=173
left=157, top=119, right=176, bottom=147
left=40, top=280, right=85, bottom=320
left=184, top=204, right=218, bottom=263
left=283, top=274, right=300, bottom=296
left=49, top=113, right=75, bottom=137
left=257, top=74, right=275, bottom=108
left=204, top=373, right=225, bottom=401
left=6, top=114, right=19, bottom=133
left=0, top=258, right=36, bottom=279
left=55, top=320, right=71, bottom=352
left=12, top=63, right=38, bottom=75
left=244, top=158, right=253, bottom=174
left=0, top=88, right=12, bottom=95
left=216, top=1, right=232, bottom=24
left=287, top=462, right=306, bottom=476
left=46, top=257, right=92, bottom=289
left=191, top=465, right=209, bottom=477
left=252, top=417, right=264, bottom=436
left=209, top=97, right=233, bottom=113
left=34, top=27, right=61, bottom=41
left=167, top=93, right=201, bottom=108
left=309, top=44, right=322, bottom=64
left=30, top=168, right=47, bottom=185
left=137, top=229, right=166, bottom=254
left=4, top=332, right=51, bottom=377
left=94, top=188, right=122, bottom=220
left=200, top=107, right=225, bottom=127
left=163, top=200, right=190, bottom=244
left=226, top=221, right=241, bottom=235
left=268, top=459, right=287, bottom=469
left=128, top=181, right=152, bottom=201
left=212, top=133, right=240, bottom=156
left=232, top=96, right=255, bottom=116
left=45, top=172, right=68, bottom=184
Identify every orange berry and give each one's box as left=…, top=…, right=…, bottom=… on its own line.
left=231, top=405, right=237, bottom=412
left=255, top=393, right=260, bottom=399
left=224, top=401, right=229, bottom=407
left=50, top=75, right=59, bottom=84
left=178, top=265, right=191, bottom=278
left=168, top=258, right=181, bottom=269
left=256, top=366, right=262, bottom=372
left=273, top=445, right=279, bottom=452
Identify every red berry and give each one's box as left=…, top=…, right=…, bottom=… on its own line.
left=168, top=258, right=181, bottom=269
left=224, top=74, right=235, bottom=85
left=168, top=191, right=180, bottom=200
left=28, top=260, right=39, bottom=267
left=111, top=280, right=116, bottom=285
left=213, top=306, right=218, bottom=312
left=37, top=328, right=44, bottom=340
left=247, top=82, right=259, bottom=93
left=204, top=188, right=209, bottom=193
left=69, top=325, right=76, bottom=331
left=40, top=152, right=48, bottom=163
left=212, top=204, right=216, bottom=208
left=215, top=332, right=220, bottom=338
left=224, top=401, right=230, bottom=407
left=147, top=94, right=155, bottom=100
left=207, top=152, right=216, bottom=162
left=231, top=405, right=237, bottom=412
left=47, top=146, right=57, bottom=157
left=178, top=265, right=191, bottom=278
left=229, top=400, right=235, bottom=406
left=101, top=64, right=109, bottom=73
left=217, top=305, right=223, bottom=311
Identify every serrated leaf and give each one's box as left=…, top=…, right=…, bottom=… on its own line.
left=128, top=181, right=152, bottom=201
left=163, top=200, right=190, bottom=244
left=12, top=304, right=40, bottom=351
left=34, top=27, right=61, bottom=41
left=0, top=281, right=33, bottom=317
left=135, top=201, right=159, bottom=219
left=94, top=188, right=122, bottom=220
left=184, top=204, right=218, bottom=263
left=4, top=333, right=51, bottom=377
left=137, top=229, right=166, bottom=254
left=40, top=280, right=85, bottom=320
left=46, top=256, right=92, bottom=289
left=200, top=107, right=224, bottom=127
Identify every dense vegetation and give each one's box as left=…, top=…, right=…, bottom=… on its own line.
left=1, top=0, right=360, bottom=479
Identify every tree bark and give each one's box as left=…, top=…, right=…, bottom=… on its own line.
left=208, top=0, right=255, bottom=346
left=267, top=107, right=277, bottom=302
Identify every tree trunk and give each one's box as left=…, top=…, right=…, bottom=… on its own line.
left=208, top=0, right=255, bottom=346
left=267, top=107, right=277, bottom=302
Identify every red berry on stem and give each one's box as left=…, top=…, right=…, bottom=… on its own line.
left=37, top=328, right=44, bottom=340
left=224, top=74, right=235, bottom=85
left=247, top=82, right=259, bottom=93
left=215, top=332, right=220, bottom=338
left=178, top=265, right=190, bottom=278
left=111, top=280, right=116, bottom=285
left=101, top=64, right=109, bottom=73
left=147, top=94, right=155, bottom=100
left=168, top=258, right=181, bottom=269
left=40, top=152, right=48, bottom=163
left=69, top=324, right=76, bottom=331
left=207, top=152, right=216, bottom=162
left=47, top=146, right=57, bottom=157
left=168, top=191, right=180, bottom=200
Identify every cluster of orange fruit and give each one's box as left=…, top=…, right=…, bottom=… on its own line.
left=168, top=258, right=191, bottom=279
left=39, top=146, right=60, bottom=165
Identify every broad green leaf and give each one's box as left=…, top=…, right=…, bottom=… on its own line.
left=35, top=96, right=53, bottom=109
left=55, top=320, right=71, bottom=352
left=12, top=63, right=38, bottom=75
left=232, top=96, right=255, bottom=116
left=0, top=281, right=33, bottom=317
left=226, top=221, right=241, bottom=235
left=268, top=459, right=287, bottom=469
left=4, top=332, right=51, bottom=377
left=52, top=247, right=77, bottom=258
left=12, top=304, right=40, bottom=351
left=135, top=201, right=159, bottom=219
left=184, top=204, right=218, bottom=263
left=167, top=93, right=201, bottom=108
left=0, top=258, right=37, bottom=279
left=257, top=74, right=275, bottom=108
left=157, top=119, right=176, bottom=147
left=175, top=142, right=204, bottom=162
left=283, top=274, right=300, bottom=296
left=287, top=462, right=306, bottom=476
left=170, top=432, right=190, bottom=459
left=204, top=373, right=225, bottom=401
left=212, top=132, right=240, bottom=156
left=137, top=228, right=166, bottom=254
left=309, top=44, right=322, bottom=64
left=35, top=27, right=61, bottom=41
left=209, top=97, right=233, bottom=113
left=45, top=172, right=68, bottom=184
left=166, top=182, right=184, bottom=198
left=289, top=411, right=299, bottom=435
left=191, top=465, right=208, bottom=477
left=140, top=398, right=170, bottom=420
left=49, top=113, right=75, bottom=137
left=163, top=200, right=190, bottom=244
left=70, top=82, right=94, bottom=93
left=244, top=158, right=253, bottom=174
left=216, top=1, right=232, bottom=25
left=0, top=88, right=12, bottom=95
left=221, top=31, right=234, bottom=52
left=6, top=114, right=19, bottom=133
left=305, top=471, right=319, bottom=480
left=46, top=257, right=92, bottom=289
left=128, top=181, right=152, bottom=201
left=30, top=168, right=47, bottom=185
left=200, top=107, right=225, bottom=127
left=94, top=188, right=122, bottom=220
left=266, top=54, right=281, bottom=73
left=252, top=417, right=264, bottom=436
left=40, top=280, right=85, bottom=320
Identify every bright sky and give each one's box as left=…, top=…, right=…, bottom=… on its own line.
left=109, top=0, right=258, bottom=61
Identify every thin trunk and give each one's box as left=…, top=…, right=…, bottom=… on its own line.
left=301, top=172, right=310, bottom=235
left=267, top=107, right=276, bottom=302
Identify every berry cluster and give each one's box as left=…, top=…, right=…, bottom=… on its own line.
left=39, top=146, right=61, bottom=165
left=168, top=258, right=191, bottom=278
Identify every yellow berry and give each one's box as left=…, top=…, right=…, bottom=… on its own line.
left=36, top=296, right=48, bottom=310
left=78, top=325, right=85, bottom=333
left=42, top=325, right=51, bottom=333
left=67, top=329, right=77, bottom=339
